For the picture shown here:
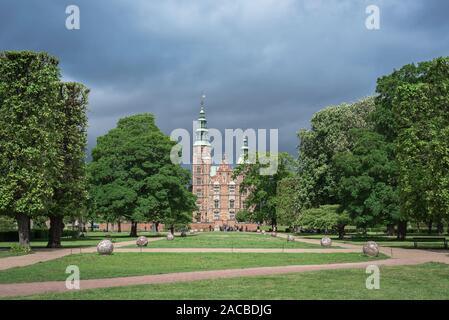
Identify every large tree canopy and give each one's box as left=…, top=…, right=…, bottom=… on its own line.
left=297, top=97, right=375, bottom=208
left=47, top=82, right=89, bottom=248
left=392, top=57, right=449, bottom=228
left=0, top=51, right=63, bottom=246
left=333, top=129, right=400, bottom=233
left=233, top=152, right=294, bottom=228
left=88, top=113, right=196, bottom=236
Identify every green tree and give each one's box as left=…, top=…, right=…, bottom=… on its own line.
left=0, top=51, right=62, bottom=247
left=47, top=82, right=89, bottom=248
left=233, top=152, right=294, bottom=229
left=334, top=129, right=400, bottom=235
left=276, top=175, right=301, bottom=228
left=393, top=57, right=449, bottom=232
left=235, top=209, right=251, bottom=223
left=297, top=97, right=375, bottom=208
left=89, top=113, right=196, bottom=236
left=296, top=205, right=350, bottom=239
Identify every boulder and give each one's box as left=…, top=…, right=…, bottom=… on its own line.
left=320, top=237, right=332, bottom=247
left=181, top=231, right=187, bottom=237
left=136, top=236, right=149, bottom=247
left=363, top=241, right=379, bottom=257
left=97, top=239, right=114, bottom=255
left=271, top=232, right=277, bottom=237
left=166, top=233, right=175, bottom=241
left=287, top=235, right=295, bottom=242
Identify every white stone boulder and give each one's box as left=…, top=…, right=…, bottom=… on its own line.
left=136, top=236, right=149, bottom=247
left=320, top=237, right=332, bottom=247
left=287, top=235, right=295, bottom=242
left=166, top=233, right=175, bottom=241
left=97, top=239, right=114, bottom=255
left=271, top=232, right=277, bottom=237
left=363, top=241, right=379, bottom=257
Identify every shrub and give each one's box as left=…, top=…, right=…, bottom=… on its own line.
left=9, top=244, right=32, bottom=255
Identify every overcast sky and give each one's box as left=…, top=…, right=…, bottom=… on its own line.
left=1, top=0, right=448, bottom=160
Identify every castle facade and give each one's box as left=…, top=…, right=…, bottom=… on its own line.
left=191, top=97, right=249, bottom=226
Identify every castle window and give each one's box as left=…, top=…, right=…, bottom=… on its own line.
left=229, top=211, right=235, bottom=220
left=229, top=185, right=235, bottom=193
left=196, top=188, right=202, bottom=197
left=229, top=200, right=235, bottom=209
left=196, top=177, right=201, bottom=185
left=214, top=185, right=220, bottom=194
left=214, top=211, right=220, bottom=220
left=214, top=200, right=219, bottom=209
left=196, top=166, right=201, bottom=173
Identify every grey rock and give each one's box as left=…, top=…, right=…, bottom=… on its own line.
left=320, top=237, right=332, bottom=247
left=363, top=241, right=379, bottom=257
left=271, top=232, right=277, bottom=237
left=136, top=236, right=149, bottom=247
left=181, top=231, right=187, bottom=237
left=287, top=235, right=295, bottom=242
left=167, top=233, right=175, bottom=241
left=97, top=239, right=114, bottom=255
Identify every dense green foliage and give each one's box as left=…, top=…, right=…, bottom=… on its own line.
left=233, top=152, right=295, bottom=227
left=88, top=113, right=196, bottom=236
left=297, top=205, right=350, bottom=239
left=0, top=51, right=63, bottom=246
left=333, top=130, right=399, bottom=231
left=287, top=57, right=448, bottom=238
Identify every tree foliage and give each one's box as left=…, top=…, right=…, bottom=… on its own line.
left=88, top=113, right=196, bottom=236
left=296, top=205, right=350, bottom=239
left=233, top=152, right=294, bottom=227
left=0, top=51, right=63, bottom=246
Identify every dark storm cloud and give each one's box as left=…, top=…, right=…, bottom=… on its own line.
left=1, top=0, right=448, bottom=159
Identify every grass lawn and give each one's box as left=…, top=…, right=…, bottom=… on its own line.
left=135, top=232, right=325, bottom=249
left=10, top=262, right=448, bottom=300
left=0, top=231, right=161, bottom=249
left=0, top=252, right=386, bottom=284
left=299, top=234, right=449, bottom=250
left=0, top=251, right=28, bottom=258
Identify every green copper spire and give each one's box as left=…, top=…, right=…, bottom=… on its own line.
left=194, top=93, right=210, bottom=146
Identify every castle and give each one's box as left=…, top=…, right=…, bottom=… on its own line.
left=191, top=96, right=249, bottom=227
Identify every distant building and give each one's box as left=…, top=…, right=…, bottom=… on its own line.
left=191, top=96, right=249, bottom=226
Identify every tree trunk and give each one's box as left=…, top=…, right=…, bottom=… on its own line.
left=130, top=221, right=138, bottom=237
left=437, top=221, right=444, bottom=235
left=106, top=222, right=109, bottom=232
left=47, top=215, right=64, bottom=248
left=155, top=222, right=159, bottom=232
left=386, top=224, right=395, bottom=236
left=90, top=220, right=95, bottom=232
left=337, top=224, right=346, bottom=240
left=16, top=213, right=31, bottom=247
left=427, top=220, right=433, bottom=235
left=170, top=225, right=175, bottom=235
left=397, top=221, right=407, bottom=240
left=118, top=220, right=121, bottom=233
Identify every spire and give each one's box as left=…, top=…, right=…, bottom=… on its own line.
left=238, top=136, right=250, bottom=164
left=194, top=92, right=210, bottom=146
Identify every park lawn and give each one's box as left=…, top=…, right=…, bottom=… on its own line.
left=11, top=262, right=449, bottom=300
left=0, top=251, right=27, bottom=258
left=133, top=232, right=325, bottom=249
left=299, top=234, right=449, bottom=250
left=0, top=232, right=161, bottom=249
left=0, top=252, right=386, bottom=284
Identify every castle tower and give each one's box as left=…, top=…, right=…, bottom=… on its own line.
left=192, top=94, right=211, bottom=222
